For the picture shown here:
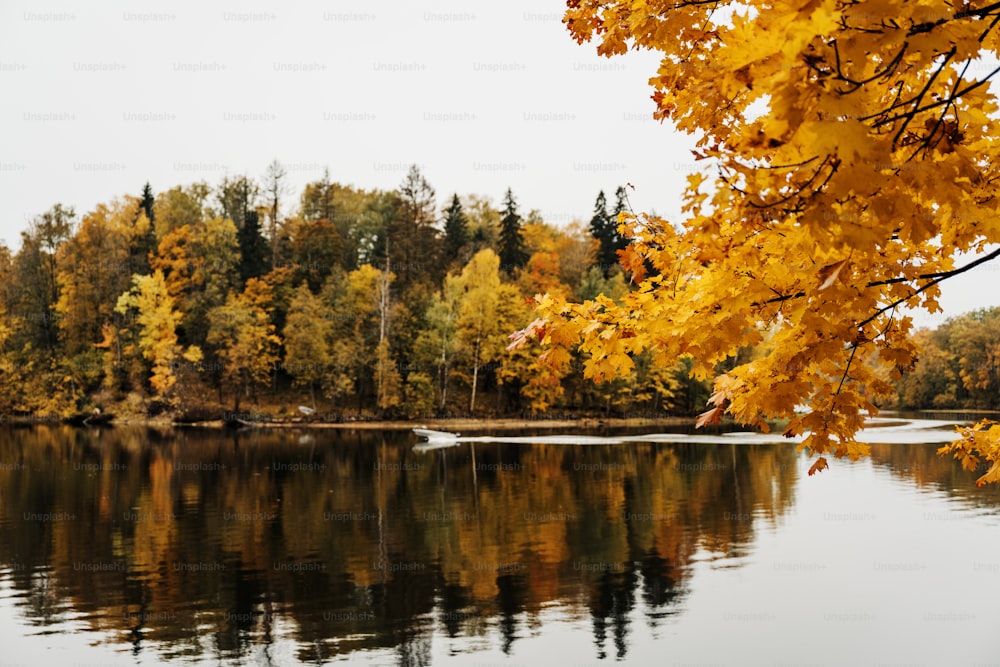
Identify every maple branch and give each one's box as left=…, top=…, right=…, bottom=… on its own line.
left=754, top=290, right=806, bottom=307
left=867, top=246, right=1000, bottom=287
left=680, top=3, right=721, bottom=62
left=977, top=13, right=1000, bottom=41
left=893, top=49, right=956, bottom=149
left=760, top=156, right=819, bottom=170
left=752, top=246, right=1000, bottom=311
left=667, top=0, right=725, bottom=8
left=835, top=342, right=859, bottom=396
left=875, top=60, right=1000, bottom=130
left=905, top=2, right=1000, bottom=36
left=858, top=246, right=1000, bottom=328
left=858, top=48, right=954, bottom=124
left=956, top=1, right=1000, bottom=20
left=741, top=156, right=833, bottom=209
left=902, top=57, right=971, bottom=162
left=874, top=306, right=897, bottom=340
left=831, top=39, right=908, bottom=92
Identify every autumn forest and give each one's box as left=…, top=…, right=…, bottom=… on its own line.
left=1, top=163, right=997, bottom=422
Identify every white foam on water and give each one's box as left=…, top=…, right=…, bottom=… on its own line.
left=412, top=418, right=965, bottom=449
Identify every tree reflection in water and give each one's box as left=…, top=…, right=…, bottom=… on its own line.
left=5, top=424, right=991, bottom=664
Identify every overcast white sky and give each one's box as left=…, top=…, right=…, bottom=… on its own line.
left=1, top=0, right=997, bottom=329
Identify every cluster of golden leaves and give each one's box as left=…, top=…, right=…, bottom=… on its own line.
left=514, top=0, right=1000, bottom=477
left=939, top=420, right=1000, bottom=486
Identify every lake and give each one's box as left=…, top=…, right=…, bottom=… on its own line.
left=0, top=420, right=998, bottom=666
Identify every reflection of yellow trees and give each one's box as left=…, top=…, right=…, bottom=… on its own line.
left=868, top=442, right=1000, bottom=504
left=0, top=425, right=928, bottom=663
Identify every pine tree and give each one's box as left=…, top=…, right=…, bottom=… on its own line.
left=237, top=209, right=269, bottom=285
left=140, top=182, right=155, bottom=223
left=132, top=182, right=157, bottom=275
left=497, top=188, right=527, bottom=274
left=589, top=190, right=614, bottom=274
left=442, top=193, right=469, bottom=266
left=590, top=188, right=629, bottom=276
left=394, top=165, right=442, bottom=288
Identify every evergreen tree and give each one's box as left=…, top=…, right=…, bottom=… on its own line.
left=132, top=182, right=157, bottom=275
left=497, top=188, right=527, bottom=274
left=140, top=182, right=155, bottom=223
left=218, top=176, right=268, bottom=284
left=589, top=190, right=614, bottom=273
left=442, top=193, right=469, bottom=266
left=394, top=165, right=442, bottom=288
left=237, top=209, right=269, bottom=285
left=591, top=188, right=629, bottom=276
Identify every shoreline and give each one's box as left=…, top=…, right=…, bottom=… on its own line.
left=8, top=409, right=978, bottom=433
left=4, top=414, right=697, bottom=432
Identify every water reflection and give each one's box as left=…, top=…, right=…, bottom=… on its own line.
left=0, top=424, right=997, bottom=665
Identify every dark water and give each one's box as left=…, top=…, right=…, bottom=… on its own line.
left=0, top=423, right=999, bottom=666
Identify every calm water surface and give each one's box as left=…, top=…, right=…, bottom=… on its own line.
left=0, top=422, right=998, bottom=666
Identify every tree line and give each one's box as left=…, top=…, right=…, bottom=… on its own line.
left=0, top=163, right=711, bottom=421
left=893, top=307, right=1000, bottom=411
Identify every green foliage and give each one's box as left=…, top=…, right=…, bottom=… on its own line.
left=283, top=283, right=332, bottom=409
left=575, top=266, right=628, bottom=303
left=402, top=372, right=435, bottom=418
left=153, top=183, right=208, bottom=240
left=13, top=205, right=75, bottom=353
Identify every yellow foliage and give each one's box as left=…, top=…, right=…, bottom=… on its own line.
left=939, top=421, right=1000, bottom=488
left=206, top=281, right=281, bottom=409
left=517, top=0, right=1000, bottom=479
left=115, top=270, right=195, bottom=401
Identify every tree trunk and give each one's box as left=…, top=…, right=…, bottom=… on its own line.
left=440, top=360, right=449, bottom=412
left=470, top=334, right=481, bottom=413
left=439, top=338, right=448, bottom=411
